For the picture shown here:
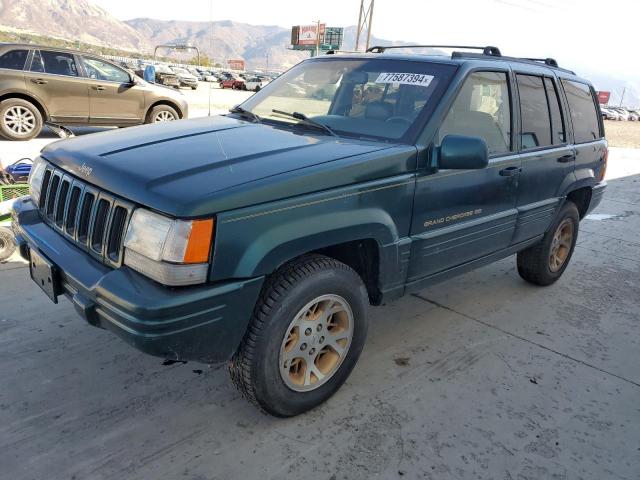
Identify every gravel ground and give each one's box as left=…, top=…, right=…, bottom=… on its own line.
left=604, top=120, right=640, bottom=148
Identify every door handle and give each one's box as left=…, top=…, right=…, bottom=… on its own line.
left=30, top=78, right=48, bottom=85
left=93, top=86, right=106, bottom=91
left=557, top=154, right=576, bottom=163
left=499, top=166, right=521, bottom=177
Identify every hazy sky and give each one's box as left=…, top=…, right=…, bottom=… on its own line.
left=93, top=0, right=636, bottom=79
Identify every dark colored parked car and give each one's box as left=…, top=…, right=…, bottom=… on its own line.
left=0, top=44, right=188, bottom=140
left=14, top=46, right=607, bottom=417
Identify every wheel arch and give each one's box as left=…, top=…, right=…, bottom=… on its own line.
left=0, top=92, right=49, bottom=121
left=145, top=99, right=185, bottom=121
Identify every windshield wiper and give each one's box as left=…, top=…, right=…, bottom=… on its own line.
left=229, top=105, right=261, bottom=123
left=271, top=109, right=337, bottom=136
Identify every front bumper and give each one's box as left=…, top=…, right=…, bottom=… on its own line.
left=12, top=197, right=264, bottom=363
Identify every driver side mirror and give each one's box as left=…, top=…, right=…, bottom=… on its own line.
left=438, top=135, right=488, bottom=170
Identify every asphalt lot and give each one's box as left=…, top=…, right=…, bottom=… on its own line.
left=1, top=92, right=639, bottom=479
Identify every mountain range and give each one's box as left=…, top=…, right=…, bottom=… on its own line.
left=0, top=0, right=637, bottom=105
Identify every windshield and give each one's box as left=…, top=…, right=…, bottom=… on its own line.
left=172, top=67, right=189, bottom=75
left=240, top=58, right=456, bottom=141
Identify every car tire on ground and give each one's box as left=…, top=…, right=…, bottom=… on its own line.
left=0, top=98, right=43, bottom=141
left=229, top=254, right=369, bottom=417
left=255, top=85, right=261, bottom=92
left=517, top=200, right=580, bottom=286
left=191, top=86, right=197, bottom=90
left=145, top=105, right=179, bottom=124
left=0, top=227, right=16, bottom=262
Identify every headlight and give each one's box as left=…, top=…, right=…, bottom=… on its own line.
left=123, top=208, right=214, bottom=286
left=28, top=157, right=47, bottom=207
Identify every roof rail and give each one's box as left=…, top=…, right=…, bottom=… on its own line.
left=325, top=49, right=363, bottom=55
left=522, top=57, right=559, bottom=68
left=366, top=45, right=502, bottom=56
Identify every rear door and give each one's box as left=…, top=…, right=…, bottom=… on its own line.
left=408, top=70, right=520, bottom=281
left=512, top=73, right=574, bottom=243
left=24, top=49, right=89, bottom=123
left=80, top=56, right=145, bottom=125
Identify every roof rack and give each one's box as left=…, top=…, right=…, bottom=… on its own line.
left=366, top=45, right=502, bottom=56
left=325, top=49, right=363, bottom=55
left=522, top=57, right=559, bottom=68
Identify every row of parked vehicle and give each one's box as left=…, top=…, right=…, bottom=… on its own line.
left=601, top=106, right=640, bottom=121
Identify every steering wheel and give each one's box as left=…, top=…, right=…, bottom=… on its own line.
left=385, top=116, right=411, bottom=127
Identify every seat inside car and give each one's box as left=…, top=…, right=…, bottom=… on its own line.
left=365, top=101, right=394, bottom=121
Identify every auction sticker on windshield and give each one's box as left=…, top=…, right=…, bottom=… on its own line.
left=375, top=72, right=434, bottom=87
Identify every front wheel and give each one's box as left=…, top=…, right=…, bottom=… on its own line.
left=146, top=105, right=179, bottom=124
left=229, top=254, right=369, bottom=417
left=517, top=201, right=580, bottom=286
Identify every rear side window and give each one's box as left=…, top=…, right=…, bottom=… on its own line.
left=544, top=78, right=566, bottom=145
left=517, top=74, right=552, bottom=149
left=30, top=50, right=78, bottom=77
left=438, top=71, right=511, bottom=155
left=0, top=49, right=28, bottom=70
left=562, top=80, right=601, bottom=143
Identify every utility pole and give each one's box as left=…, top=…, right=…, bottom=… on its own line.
left=620, top=87, right=626, bottom=107
left=355, top=0, right=375, bottom=51
left=314, top=20, right=321, bottom=57
left=266, top=52, right=269, bottom=73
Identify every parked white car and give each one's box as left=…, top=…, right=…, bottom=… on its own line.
left=245, top=76, right=269, bottom=92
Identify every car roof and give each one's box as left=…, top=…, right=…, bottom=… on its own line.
left=315, top=46, right=590, bottom=84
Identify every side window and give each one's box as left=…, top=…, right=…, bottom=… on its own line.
left=439, top=71, right=511, bottom=155
left=30, top=50, right=45, bottom=73
left=544, top=78, right=566, bottom=145
left=0, top=49, right=28, bottom=70
left=36, top=51, right=79, bottom=77
left=83, top=57, right=131, bottom=83
left=562, top=80, right=601, bottom=143
left=517, top=74, right=551, bottom=149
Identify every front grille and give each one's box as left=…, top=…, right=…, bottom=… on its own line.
left=38, top=164, right=134, bottom=267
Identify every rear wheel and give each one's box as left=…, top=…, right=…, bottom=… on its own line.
left=229, top=254, right=369, bottom=417
left=517, top=201, right=580, bottom=286
left=146, top=105, right=179, bottom=124
left=0, top=98, right=43, bottom=141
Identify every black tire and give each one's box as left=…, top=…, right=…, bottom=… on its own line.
left=191, top=86, right=197, bottom=90
left=0, top=98, right=43, bottom=141
left=145, top=105, right=179, bottom=124
left=229, top=254, right=369, bottom=417
left=255, top=85, right=261, bottom=92
left=0, top=227, right=17, bottom=262
left=517, top=201, right=580, bottom=286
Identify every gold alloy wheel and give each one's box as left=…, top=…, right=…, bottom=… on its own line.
left=279, top=294, right=354, bottom=392
left=549, top=218, right=574, bottom=273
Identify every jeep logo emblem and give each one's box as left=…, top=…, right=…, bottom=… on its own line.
left=78, top=164, right=93, bottom=177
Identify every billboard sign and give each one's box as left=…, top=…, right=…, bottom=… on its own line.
left=322, top=27, right=344, bottom=50
left=297, top=24, right=325, bottom=46
left=228, top=59, right=245, bottom=71
left=597, top=91, right=611, bottom=104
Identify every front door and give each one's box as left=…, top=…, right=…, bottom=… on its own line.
left=24, top=49, right=89, bottom=124
left=407, top=70, right=520, bottom=282
left=81, top=56, right=144, bottom=125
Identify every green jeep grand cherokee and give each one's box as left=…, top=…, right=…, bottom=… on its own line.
left=13, top=46, right=607, bottom=417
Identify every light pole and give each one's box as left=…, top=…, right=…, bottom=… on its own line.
left=314, top=20, right=321, bottom=57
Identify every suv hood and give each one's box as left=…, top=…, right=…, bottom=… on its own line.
left=41, top=116, right=395, bottom=217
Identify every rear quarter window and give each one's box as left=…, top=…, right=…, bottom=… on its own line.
left=0, top=49, right=28, bottom=70
left=562, top=80, right=601, bottom=143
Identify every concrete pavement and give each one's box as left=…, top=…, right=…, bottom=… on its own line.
left=0, top=151, right=638, bottom=480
